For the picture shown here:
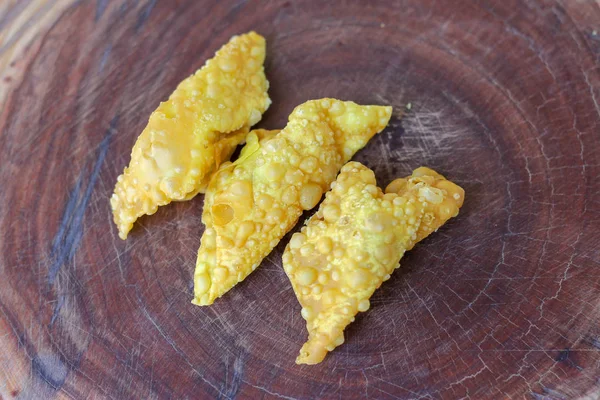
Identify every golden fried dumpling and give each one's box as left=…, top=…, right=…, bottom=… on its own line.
left=193, top=99, right=392, bottom=306
left=111, top=32, right=271, bottom=239
left=283, top=162, right=465, bottom=364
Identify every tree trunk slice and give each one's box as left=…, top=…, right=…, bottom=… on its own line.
left=1, top=1, right=599, bottom=398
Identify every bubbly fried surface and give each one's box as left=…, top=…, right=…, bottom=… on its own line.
left=283, top=162, right=464, bottom=364
left=193, top=99, right=392, bottom=306
left=111, top=32, right=271, bottom=239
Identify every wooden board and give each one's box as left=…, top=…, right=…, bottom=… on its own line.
left=1, top=0, right=600, bottom=398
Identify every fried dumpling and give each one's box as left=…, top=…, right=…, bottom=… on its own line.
left=283, top=162, right=465, bottom=364
left=193, top=99, right=392, bottom=306
left=111, top=32, right=271, bottom=239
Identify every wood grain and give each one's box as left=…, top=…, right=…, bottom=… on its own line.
left=1, top=0, right=600, bottom=398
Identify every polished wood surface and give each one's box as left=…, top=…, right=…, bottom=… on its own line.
left=1, top=0, right=600, bottom=398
